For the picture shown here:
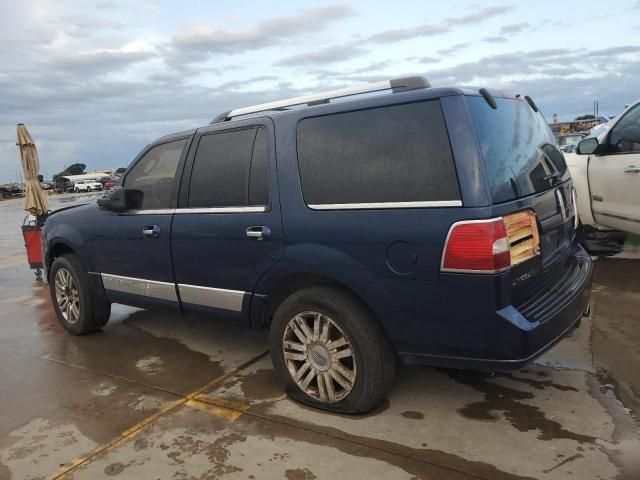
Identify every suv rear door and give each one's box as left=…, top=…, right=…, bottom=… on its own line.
left=171, top=118, right=283, bottom=324
left=466, top=95, right=576, bottom=267
left=466, top=95, right=579, bottom=309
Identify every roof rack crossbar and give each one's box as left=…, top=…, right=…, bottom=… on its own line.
left=210, top=76, right=429, bottom=124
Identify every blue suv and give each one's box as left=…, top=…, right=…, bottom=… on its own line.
left=43, top=77, right=592, bottom=413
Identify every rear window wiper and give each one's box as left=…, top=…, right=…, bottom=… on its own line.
left=543, top=171, right=562, bottom=184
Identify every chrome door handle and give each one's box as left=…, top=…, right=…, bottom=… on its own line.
left=246, top=226, right=271, bottom=240
left=142, top=225, right=160, bottom=238
left=624, top=165, right=640, bottom=173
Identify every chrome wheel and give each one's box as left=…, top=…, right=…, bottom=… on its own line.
left=282, top=311, right=357, bottom=403
left=54, top=268, right=80, bottom=324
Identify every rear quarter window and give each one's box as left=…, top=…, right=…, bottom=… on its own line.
left=296, top=100, right=460, bottom=207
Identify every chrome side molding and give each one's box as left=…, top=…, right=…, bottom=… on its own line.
left=125, top=206, right=266, bottom=215
left=101, top=273, right=178, bottom=302
left=178, top=284, right=245, bottom=312
left=307, top=200, right=462, bottom=210
left=175, top=206, right=266, bottom=214
left=100, top=273, right=247, bottom=312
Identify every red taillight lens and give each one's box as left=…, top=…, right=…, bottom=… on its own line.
left=441, top=218, right=511, bottom=273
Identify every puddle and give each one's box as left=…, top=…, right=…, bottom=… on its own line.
left=446, top=370, right=597, bottom=444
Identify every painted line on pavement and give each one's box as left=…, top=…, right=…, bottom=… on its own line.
left=47, top=350, right=269, bottom=480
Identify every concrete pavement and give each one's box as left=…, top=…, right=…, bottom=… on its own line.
left=0, top=195, right=638, bottom=480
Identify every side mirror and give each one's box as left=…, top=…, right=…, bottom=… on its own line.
left=97, top=188, right=127, bottom=212
left=97, top=188, right=143, bottom=212
left=576, top=137, right=599, bottom=155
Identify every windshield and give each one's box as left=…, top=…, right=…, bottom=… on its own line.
left=556, top=134, right=583, bottom=146
left=584, top=119, right=614, bottom=140
left=467, top=95, right=568, bottom=204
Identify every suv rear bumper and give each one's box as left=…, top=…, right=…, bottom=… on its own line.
left=400, top=244, right=592, bottom=370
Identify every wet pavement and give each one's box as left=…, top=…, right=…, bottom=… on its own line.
left=0, top=195, right=639, bottom=480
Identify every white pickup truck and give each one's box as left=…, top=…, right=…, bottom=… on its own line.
left=565, top=98, right=640, bottom=241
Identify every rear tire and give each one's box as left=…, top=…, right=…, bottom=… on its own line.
left=87, top=187, right=91, bottom=192
left=269, top=286, right=396, bottom=414
left=49, top=254, right=111, bottom=335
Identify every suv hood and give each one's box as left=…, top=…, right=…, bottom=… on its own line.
left=46, top=202, right=91, bottom=219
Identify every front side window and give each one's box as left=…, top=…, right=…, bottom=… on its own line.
left=188, top=127, right=269, bottom=208
left=123, top=139, right=186, bottom=210
left=296, top=101, right=460, bottom=207
left=609, top=105, right=640, bottom=153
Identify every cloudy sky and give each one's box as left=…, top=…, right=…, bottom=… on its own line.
left=1, top=0, right=639, bottom=182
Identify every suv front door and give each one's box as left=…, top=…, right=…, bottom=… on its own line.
left=92, top=135, right=190, bottom=309
left=589, top=104, right=640, bottom=235
left=171, top=119, right=283, bottom=324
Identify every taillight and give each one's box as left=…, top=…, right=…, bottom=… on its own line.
left=503, top=210, right=540, bottom=266
left=442, top=211, right=540, bottom=274
left=441, top=218, right=511, bottom=273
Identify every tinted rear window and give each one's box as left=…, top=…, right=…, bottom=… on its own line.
left=297, top=100, right=460, bottom=206
left=467, top=96, right=567, bottom=204
left=188, top=127, right=269, bottom=208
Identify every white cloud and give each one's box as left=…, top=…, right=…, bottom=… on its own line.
left=169, top=4, right=353, bottom=57
left=0, top=0, right=638, bottom=182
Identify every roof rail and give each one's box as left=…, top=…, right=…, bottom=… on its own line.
left=210, top=76, right=430, bottom=124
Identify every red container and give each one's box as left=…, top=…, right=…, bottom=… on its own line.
left=22, top=224, right=43, bottom=269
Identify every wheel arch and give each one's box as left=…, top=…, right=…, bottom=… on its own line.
left=46, top=240, right=108, bottom=301
left=252, top=270, right=392, bottom=346
left=46, top=241, right=77, bottom=279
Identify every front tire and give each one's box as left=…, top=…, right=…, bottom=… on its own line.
left=269, top=286, right=396, bottom=414
left=49, top=254, right=111, bottom=335
left=86, top=187, right=91, bottom=192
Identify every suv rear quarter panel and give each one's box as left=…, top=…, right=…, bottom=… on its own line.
left=253, top=91, right=505, bottom=353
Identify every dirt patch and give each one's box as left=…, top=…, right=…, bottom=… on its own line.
left=163, top=431, right=246, bottom=477
left=400, top=411, right=424, bottom=420
left=285, top=467, right=317, bottom=480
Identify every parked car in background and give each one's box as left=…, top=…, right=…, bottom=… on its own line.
left=556, top=133, right=585, bottom=153
left=54, top=180, right=70, bottom=194
left=73, top=180, right=103, bottom=193
left=42, top=77, right=592, bottom=413
left=103, top=176, right=120, bottom=190
left=566, top=98, right=640, bottom=242
left=40, top=182, right=53, bottom=190
left=0, top=183, right=24, bottom=198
